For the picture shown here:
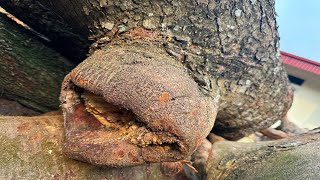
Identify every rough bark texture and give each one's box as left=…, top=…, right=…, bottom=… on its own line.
left=0, top=13, right=75, bottom=112
left=205, top=133, right=320, bottom=180
left=0, top=98, right=39, bottom=116
left=1, top=0, right=293, bottom=140
left=0, top=2, right=92, bottom=62
left=0, top=115, right=186, bottom=180
left=60, top=40, right=218, bottom=166
left=1, top=115, right=319, bottom=179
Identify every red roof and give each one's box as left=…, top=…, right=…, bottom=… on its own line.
left=281, top=51, right=320, bottom=75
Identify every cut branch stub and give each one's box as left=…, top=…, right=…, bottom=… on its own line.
left=60, top=42, right=218, bottom=167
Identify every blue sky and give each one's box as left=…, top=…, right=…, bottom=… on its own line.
left=276, top=0, right=320, bottom=62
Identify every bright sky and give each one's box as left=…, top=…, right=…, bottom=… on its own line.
left=276, top=0, right=320, bottom=62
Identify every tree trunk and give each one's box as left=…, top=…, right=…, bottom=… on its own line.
left=1, top=0, right=293, bottom=140
left=0, top=0, right=298, bottom=176
left=1, top=114, right=319, bottom=179
left=0, top=13, right=75, bottom=112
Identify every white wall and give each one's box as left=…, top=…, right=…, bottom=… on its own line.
left=284, top=65, right=320, bottom=129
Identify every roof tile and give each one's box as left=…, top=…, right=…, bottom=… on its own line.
left=281, top=51, right=320, bottom=75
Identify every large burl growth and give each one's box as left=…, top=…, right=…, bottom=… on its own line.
left=1, top=0, right=293, bottom=167
left=60, top=39, right=217, bottom=166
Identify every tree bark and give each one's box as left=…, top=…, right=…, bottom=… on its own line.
left=0, top=115, right=183, bottom=180
left=1, top=114, right=319, bottom=179
left=0, top=1, right=92, bottom=62
left=0, top=1, right=304, bottom=178
left=205, top=133, right=320, bottom=180
left=60, top=41, right=218, bottom=166
left=0, top=13, right=75, bottom=112
left=1, top=0, right=293, bottom=140
left=0, top=98, right=39, bottom=116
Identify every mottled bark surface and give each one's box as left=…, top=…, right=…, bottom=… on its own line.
left=60, top=40, right=217, bottom=166
left=206, top=133, right=320, bottom=180
left=0, top=115, right=184, bottom=180
left=0, top=13, right=75, bottom=112
left=1, top=0, right=293, bottom=140
left=1, top=115, right=319, bottom=179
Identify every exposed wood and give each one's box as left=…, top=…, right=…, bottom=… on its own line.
left=60, top=41, right=218, bottom=166
left=0, top=13, right=75, bottom=112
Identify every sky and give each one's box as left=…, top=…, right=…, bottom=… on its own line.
left=275, top=0, right=320, bottom=62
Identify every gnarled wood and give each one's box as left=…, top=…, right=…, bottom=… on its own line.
left=1, top=0, right=293, bottom=140
left=60, top=41, right=218, bottom=166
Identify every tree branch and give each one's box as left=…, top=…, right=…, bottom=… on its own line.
left=0, top=13, right=75, bottom=112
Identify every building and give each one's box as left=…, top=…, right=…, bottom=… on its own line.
left=281, top=51, right=320, bottom=129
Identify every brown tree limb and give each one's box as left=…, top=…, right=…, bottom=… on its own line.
left=0, top=115, right=180, bottom=179
left=0, top=13, right=75, bottom=112
left=1, top=114, right=319, bottom=179
left=206, top=133, right=320, bottom=180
